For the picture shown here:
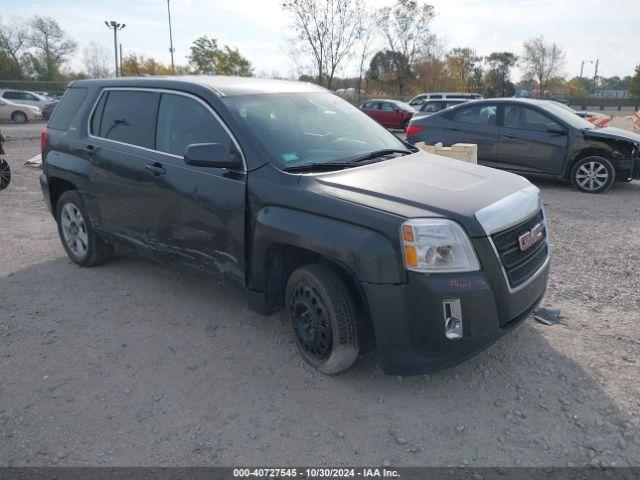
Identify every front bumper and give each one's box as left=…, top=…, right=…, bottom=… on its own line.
left=362, top=236, right=549, bottom=375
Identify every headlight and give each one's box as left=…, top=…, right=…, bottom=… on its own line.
left=30, top=107, right=42, bottom=114
left=400, top=219, right=480, bottom=273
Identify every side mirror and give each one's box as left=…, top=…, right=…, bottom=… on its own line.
left=546, top=124, right=566, bottom=135
left=184, top=143, right=242, bottom=169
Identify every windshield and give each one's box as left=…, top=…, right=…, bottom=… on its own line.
left=541, top=101, right=595, bottom=130
left=224, top=92, right=407, bottom=168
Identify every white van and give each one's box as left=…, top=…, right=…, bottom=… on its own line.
left=408, top=92, right=482, bottom=107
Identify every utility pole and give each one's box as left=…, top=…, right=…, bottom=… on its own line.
left=119, top=44, right=123, bottom=76
left=592, top=59, right=599, bottom=94
left=579, top=59, right=592, bottom=79
left=105, top=21, right=126, bottom=77
left=167, top=0, right=175, bottom=74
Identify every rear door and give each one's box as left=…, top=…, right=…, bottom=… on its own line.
left=442, top=103, right=499, bottom=166
left=497, top=103, right=568, bottom=175
left=87, top=89, right=163, bottom=243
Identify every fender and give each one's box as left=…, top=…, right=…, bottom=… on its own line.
left=250, top=206, right=406, bottom=291
left=43, top=147, right=95, bottom=212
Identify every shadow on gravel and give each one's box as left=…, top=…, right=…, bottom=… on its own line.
left=1, top=254, right=639, bottom=466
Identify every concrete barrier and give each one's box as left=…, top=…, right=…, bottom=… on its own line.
left=415, top=142, right=478, bottom=164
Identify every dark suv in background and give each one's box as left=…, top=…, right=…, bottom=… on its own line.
left=406, top=98, right=640, bottom=193
left=41, top=77, right=550, bottom=375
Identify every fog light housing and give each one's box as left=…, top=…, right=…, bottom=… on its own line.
left=443, top=299, right=463, bottom=340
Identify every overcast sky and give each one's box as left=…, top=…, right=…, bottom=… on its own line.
left=4, top=0, right=639, bottom=81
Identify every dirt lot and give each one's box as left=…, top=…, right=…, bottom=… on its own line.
left=1, top=121, right=639, bottom=467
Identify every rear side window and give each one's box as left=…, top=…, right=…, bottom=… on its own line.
left=48, top=88, right=87, bottom=131
left=452, top=104, right=497, bottom=126
left=361, top=101, right=378, bottom=110
left=91, top=90, right=159, bottom=149
left=2, top=91, right=21, bottom=100
left=155, top=93, right=232, bottom=156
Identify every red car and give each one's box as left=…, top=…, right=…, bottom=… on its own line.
left=358, top=99, right=415, bottom=130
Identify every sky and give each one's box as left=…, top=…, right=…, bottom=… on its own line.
left=3, top=0, right=639, bottom=81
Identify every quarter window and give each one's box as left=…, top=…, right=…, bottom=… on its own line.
left=452, top=104, right=497, bottom=126
left=48, top=88, right=88, bottom=131
left=155, top=93, right=232, bottom=157
left=92, top=90, right=159, bottom=149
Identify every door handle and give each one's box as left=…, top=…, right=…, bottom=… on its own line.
left=144, top=162, right=166, bottom=176
left=83, top=144, right=97, bottom=155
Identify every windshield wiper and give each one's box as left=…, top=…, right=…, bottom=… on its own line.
left=283, top=162, right=357, bottom=173
left=342, top=148, right=413, bottom=164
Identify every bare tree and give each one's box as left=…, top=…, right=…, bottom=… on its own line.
left=376, top=0, right=436, bottom=94
left=282, top=0, right=364, bottom=89
left=0, top=16, right=29, bottom=66
left=521, top=36, right=565, bottom=91
left=26, top=15, right=77, bottom=80
left=82, top=42, right=112, bottom=78
left=356, top=12, right=377, bottom=100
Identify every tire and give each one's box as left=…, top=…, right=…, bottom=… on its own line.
left=285, top=264, right=359, bottom=374
left=56, top=190, right=113, bottom=266
left=0, top=158, right=10, bottom=190
left=11, top=111, right=28, bottom=124
left=570, top=155, right=615, bottom=194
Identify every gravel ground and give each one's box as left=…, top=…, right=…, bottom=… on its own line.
left=1, top=121, right=639, bottom=467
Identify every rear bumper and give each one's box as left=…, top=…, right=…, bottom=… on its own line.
left=361, top=245, right=549, bottom=375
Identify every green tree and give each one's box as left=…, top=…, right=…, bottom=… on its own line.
left=367, top=49, right=412, bottom=94
left=0, top=17, right=28, bottom=79
left=445, top=47, right=482, bottom=92
left=484, top=51, right=517, bottom=97
left=25, top=15, right=77, bottom=80
left=629, top=65, right=640, bottom=98
left=188, top=36, right=253, bottom=76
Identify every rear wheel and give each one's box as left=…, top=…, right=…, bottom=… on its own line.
left=570, top=156, right=615, bottom=194
left=0, top=159, right=10, bottom=190
left=56, top=190, right=113, bottom=266
left=285, top=264, right=359, bottom=374
left=11, top=111, right=28, bottom=124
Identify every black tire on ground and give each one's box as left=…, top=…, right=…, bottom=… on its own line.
left=570, top=155, right=615, bottom=194
left=56, top=190, right=113, bottom=267
left=0, top=158, right=10, bottom=190
left=285, top=264, right=359, bottom=374
left=11, top=111, right=28, bottom=124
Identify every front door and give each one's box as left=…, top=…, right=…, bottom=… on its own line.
left=379, top=101, right=403, bottom=129
left=497, top=104, right=568, bottom=175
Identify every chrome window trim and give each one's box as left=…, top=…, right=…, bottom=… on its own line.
left=86, top=86, right=247, bottom=171
left=486, top=207, right=551, bottom=294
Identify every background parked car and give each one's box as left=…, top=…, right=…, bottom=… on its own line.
left=0, top=89, right=56, bottom=119
left=411, top=99, right=469, bottom=121
left=405, top=98, right=640, bottom=193
left=358, top=99, right=415, bottom=130
left=41, top=101, right=59, bottom=120
left=46, top=91, right=66, bottom=100
left=408, top=92, right=482, bottom=107
left=550, top=102, right=612, bottom=127
left=0, top=97, right=43, bottom=123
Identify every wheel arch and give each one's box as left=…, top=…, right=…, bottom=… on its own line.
left=48, top=176, right=78, bottom=216
left=11, top=110, right=28, bottom=122
left=565, top=147, right=614, bottom=180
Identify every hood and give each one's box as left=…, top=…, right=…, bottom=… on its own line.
left=583, top=127, right=640, bottom=143
left=299, top=151, right=533, bottom=237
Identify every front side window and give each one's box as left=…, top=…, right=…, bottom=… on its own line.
left=504, top=105, right=561, bottom=132
left=23, top=93, right=38, bottom=101
left=224, top=92, right=407, bottom=168
left=155, top=93, right=232, bottom=156
left=452, top=104, right=497, bottom=126
left=380, top=102, right=396, bottom=111
left=91, top=90, right=159, bottom=149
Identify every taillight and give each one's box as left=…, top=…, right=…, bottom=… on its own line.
left=405, top=124, right=425, bottom=136
left=41, top=128, right=48, bottom=154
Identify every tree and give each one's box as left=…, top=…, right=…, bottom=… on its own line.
left=376, top=0, right=436, bottom=93
left=0, top=16, right=28, bottom=78
left=445, top=47, right=482, bottom=92
left=520, top=36, right=564, bottom=91
left=82, top=42, right=112, bottom=78
left=188, top=36, right=253, bottom=76
left=121, top=54, right=173, bottom=76
left=484, top=51, right=517, bottom=97
left=564, top=76, right=591, bottom=98
left=630, top=65, right=640, bottom=98
left=367, top=49, right=412, bottom=94
left=25, top=15, right=77, bottom=80
left=355, top=12, right=377, bottom=99
left=282, top=0, right=364, bottom=89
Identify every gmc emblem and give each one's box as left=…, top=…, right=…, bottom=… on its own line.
left=518, top=223, right=544, bottom=252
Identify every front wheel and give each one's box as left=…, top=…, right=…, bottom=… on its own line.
left=570, top=156, right=615, bottom=194
left=56, top=190, right=113, bottom=266
left=285, top=264, right=359, bottom=374
left=11, top=111, right=28, bottom=124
